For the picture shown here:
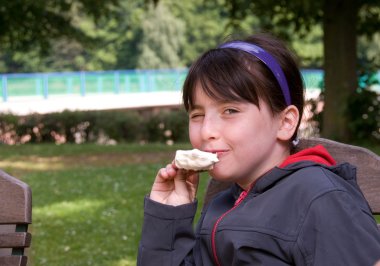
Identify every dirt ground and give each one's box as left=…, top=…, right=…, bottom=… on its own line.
left=0, top=151, right=176, bottom=177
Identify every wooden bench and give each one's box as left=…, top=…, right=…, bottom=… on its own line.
left=203, top=137, right=380, bottom=227
left=0, top=170, right=32, bottom=266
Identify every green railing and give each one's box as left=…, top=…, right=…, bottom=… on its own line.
left=0, top=68, right=325, bottom=102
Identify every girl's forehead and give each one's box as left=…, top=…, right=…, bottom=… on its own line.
left=190, top=86, right=251, bottom=108
left=191, top=85, right=227, bottom=104
left=192, top=82, right=242, bottom=103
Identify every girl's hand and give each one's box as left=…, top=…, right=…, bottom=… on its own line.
left=149, top=162, right=200, bottom=206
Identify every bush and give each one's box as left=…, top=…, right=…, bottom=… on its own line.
left=92, top=111, right=144, bottom=143
left=346, top=88, right=380, bottom=143
left=305, top=68, right=380, bottom=144
left=0, top=113, right=19, bottom=144
left=144, top=109, right=189, bottom=143
left=345, top=68, right=380, bottom=144
left=0, top=108, right=189, bottom=145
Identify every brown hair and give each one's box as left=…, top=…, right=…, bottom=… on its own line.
left=182, top=33, right=305, bottom=140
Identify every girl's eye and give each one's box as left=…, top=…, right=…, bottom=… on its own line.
left=190, top=113, right=204, bottom=119
left=223, top=108, right=239, bottom=115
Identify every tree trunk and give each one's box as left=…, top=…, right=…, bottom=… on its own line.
left=322, top=0, right=358, bottom=141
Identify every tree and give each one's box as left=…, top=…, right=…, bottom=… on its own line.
left=0, top=0, right=119, bottom=53
left=221, top=0, right=380, bottom=141
left=137, top=2, right=185, bottom=69
left=166, top=0, right=231, bottom=66
left=0, top=0, right=133, bottom=72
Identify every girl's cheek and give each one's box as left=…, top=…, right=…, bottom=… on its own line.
left=188, top=124, right=201, bottom=148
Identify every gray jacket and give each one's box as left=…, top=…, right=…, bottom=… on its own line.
left=138, top=159, right=380, bottom=265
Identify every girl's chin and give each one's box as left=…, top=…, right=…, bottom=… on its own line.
left=209, top=169, right=235, bottom=183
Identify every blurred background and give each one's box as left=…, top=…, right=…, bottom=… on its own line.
left=0, top=0, right=379, bottom=265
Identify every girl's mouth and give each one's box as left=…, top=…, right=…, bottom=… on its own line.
left=206, top=149, right=229, bottom=158
left=216, top=151, right=225, bottom=157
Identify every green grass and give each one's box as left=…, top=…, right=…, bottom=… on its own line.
left=0, top=143, right=208, bottom=266
left=1, top=142, right=379, bottom=265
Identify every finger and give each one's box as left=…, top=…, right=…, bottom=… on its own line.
left=171, top=160, right=178, bottom=170
left=156, top=163, right=177, bottom=181
left=157, top=167, right=170, bottom=180
left=165, top=164, right=178, bottom=178
left=153, top=171, right=169, bottom=187
left=151, top=167, right=174, bottom=197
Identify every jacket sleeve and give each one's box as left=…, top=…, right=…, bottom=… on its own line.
left=137, top=196, right=198, bottom=266
left=294, top=190, right=380, bottom=266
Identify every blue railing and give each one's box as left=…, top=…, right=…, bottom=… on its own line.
left=0, top=68, right=326, bottom=102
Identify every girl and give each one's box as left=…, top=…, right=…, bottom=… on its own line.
left=138, top=33, right=380, bottom=265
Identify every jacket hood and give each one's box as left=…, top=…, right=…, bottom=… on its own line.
left=280, top=145, right=336, bottom=168
left=243, top=145, right=357, bottom=196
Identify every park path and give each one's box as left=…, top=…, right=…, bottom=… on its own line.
left=0, top=91, right=182, bottom=115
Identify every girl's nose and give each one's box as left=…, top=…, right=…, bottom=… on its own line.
left=200, top=115, right=220, bottom=140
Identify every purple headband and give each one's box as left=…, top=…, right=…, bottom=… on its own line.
left=219, top=41, right=291, bottom=106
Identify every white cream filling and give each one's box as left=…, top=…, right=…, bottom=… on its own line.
left=174, top=149, right=219, bottom=171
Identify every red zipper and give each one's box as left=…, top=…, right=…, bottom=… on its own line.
left=211, top=190, right=249, bottom=266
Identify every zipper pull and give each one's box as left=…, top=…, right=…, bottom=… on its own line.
left=234, top=190, right=248, bottom=206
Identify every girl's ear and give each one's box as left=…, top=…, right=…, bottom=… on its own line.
left=277, top=105, right=300, bottom=141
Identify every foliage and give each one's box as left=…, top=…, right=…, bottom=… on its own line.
left=346, top=88, right=380, bottom=142
left=0, top=113, right=19, bottom=144
left=137, top=2, right=185, bottom=68
left=144, top=109, right=189, bottom=143
left=0, top=0, right=274, bottom=72
left=346, top=68, right=380, bottom=143
left=205, top=0, right=380, bottom=38
left=358, top=33, right=380, bottom=72
left=0, top=108, right=189, bottom=145
left=0, top=0, right=135, bottom=72
left=1, top=0, right=379, bottom=74
left=166, top=0, right=229, bottom=65
left=291, top=25, right=323, bottom=68
left=0, top=0, right=119, bottom=52
left=92, top=111, right=144, bottom=142
left=303, top=66, right=380, bottom=144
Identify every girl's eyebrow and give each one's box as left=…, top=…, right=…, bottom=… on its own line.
left=190, top=100, right=244, bottom=111
left=189, top=104, right=203, bottom=112
left=219, top=100, right=241, bottom=105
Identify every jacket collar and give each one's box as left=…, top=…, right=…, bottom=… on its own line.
left=250, top=145, right=354, bottom=195
left=280, top=145, right=336, bottom=168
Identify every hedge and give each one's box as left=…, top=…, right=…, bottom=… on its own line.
left=0, top=108, right=189, bottom=145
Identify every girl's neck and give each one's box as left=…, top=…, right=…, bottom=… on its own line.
left=237, top=144, right=291, bottom=190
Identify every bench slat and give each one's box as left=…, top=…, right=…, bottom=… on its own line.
left=0, top=170, right=32, bottom=224
left=0, top=170, right=32, bottom=265
left=0, top=233, right=31, bottom=248
left=296, top=138, right=380, bottom=214
left=0, top=256, right=28, bottom=266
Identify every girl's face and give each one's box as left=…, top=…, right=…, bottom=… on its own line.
left=189, top=86, right=288, bottom=189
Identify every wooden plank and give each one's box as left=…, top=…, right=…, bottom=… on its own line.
left=0, top=225, right=15, bottom=233
left=0, top=233, right=31, bottom=248
left=0, top=256, right=27, bottom=266
left=297, top=138, right=380, bottom=214
left=0, top=170, right=32, bottom=224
